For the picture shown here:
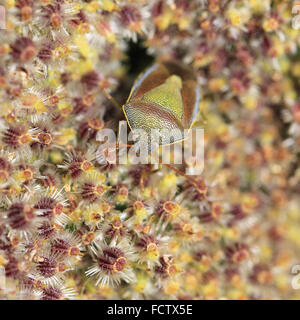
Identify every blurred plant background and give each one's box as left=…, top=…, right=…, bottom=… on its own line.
left=0, top=0, right=300, bottom=300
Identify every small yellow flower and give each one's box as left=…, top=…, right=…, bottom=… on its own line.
left=6, top=0, right=15, bottom=9
left=0, top=253, right=8, bottom=266
left=20, top=93, right=47, bottom=113
left=134, top=274, right=148, bottom=294
left=85, top=1, right=99, bottom=13
left=55, top=128, right=76, bottom=146
left=158, top=173, right=178, bottom=195
left=100, top=0, right=116, bottom=12
left=208, top=77, right=227, bottom=92
left=226, top=7, right=250, bottom=27
left=49, top=151, right=63, bottom=164
left=263, top=17, right=279, bottom=32
left=164, top=281, right=180, bottom=295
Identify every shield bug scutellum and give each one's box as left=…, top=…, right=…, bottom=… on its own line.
left=101, top=60, right=203, bottom=189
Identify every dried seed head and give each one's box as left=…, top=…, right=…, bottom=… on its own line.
left=38, top=43, right=54, bottom=63
left=34, top=197, right=64, bottom=219
left=5, top=256, right=29, bottom=279
left=116, top=186, right=129, bottom=203
left=16, top=0, right=34, bottom=22
left=10, top=37, right=36, bottom=62
left=81, top=181, right=107, bottom=203
left=42, top=4, right=63, bottom=29
left=0, top=157, right=12, bottom=182
left=120, top=5, right=142, bottom=31
left=98, top=247, right=126, bottom=273
left=78, top=118, right=105, bottom=140
left=155, top=256, right=179, bottom=278
left=199, top=203, right=222, bottom=223
left=2, top=125, right=32, bottom=149
left=104, top=215, right=126, bottom=239
left=7, top=202, right=35, bottom=230
left=226, top=243, right=249, bottom=264
left=51, top=238, right=70, bottom=256
left=184, top=178, right=208, bottom=201
left=157, top=201, right=181, bottom=220
left=82, top=231, right=96, bottom=245
left=62, top=150, right=95, bottom=179
left=36, top=256, right=57, bottom=278
left=41, top=286, right=62, bottom=300
left=250, top=264, right=272, bottom=285
left=38, top=171, right=58, bottom=188
left=37, top=222, right=57, bottom=240
left=137, top=235, right=159, bottom=260
left=81, top=71, right=99, bottom=90
left=50, top=232, right=81, bottom=258
left=129, top=165, right=151, bottom=187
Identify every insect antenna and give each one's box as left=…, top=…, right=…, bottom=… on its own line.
left=101, top=88, right=121, bottom=111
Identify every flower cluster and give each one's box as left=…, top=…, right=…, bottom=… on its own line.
left=0, top=0, right=299, bottom=300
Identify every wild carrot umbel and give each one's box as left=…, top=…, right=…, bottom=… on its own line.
left=0, top=0, right=299, bottom=300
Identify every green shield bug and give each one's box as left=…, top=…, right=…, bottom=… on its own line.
left=122, top=60, right=201, bottom=147
left=101, top=60, right=202, bottom=190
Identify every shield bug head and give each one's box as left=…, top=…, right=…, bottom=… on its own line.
left=122, top=60, right=201, bottom=148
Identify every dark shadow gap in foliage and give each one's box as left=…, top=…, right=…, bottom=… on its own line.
left=123, top=38, right=155, bottom=77
left=104, top=38, right=155, bottom=122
